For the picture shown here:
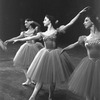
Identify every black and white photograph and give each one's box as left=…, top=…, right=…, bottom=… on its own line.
left=0, top=0, right=99, bottom=100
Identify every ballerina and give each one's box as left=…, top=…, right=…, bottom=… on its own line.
left=4, top=18, right=43, bottom=80
left=13, top=7, right=89, bottom=100
left=62, top=13, right=100, bottom=100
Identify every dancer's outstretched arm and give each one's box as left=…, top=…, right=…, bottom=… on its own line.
left=61, top=41, right=79, bottom=53
left=58, top=6, right=90, bottom=33
left=4, top=31, right=24, bottom=45
left=13, top=32, right=42, bottom=43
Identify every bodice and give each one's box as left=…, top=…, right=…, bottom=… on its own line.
left=24, top=30, right=35, bottom=37
left=42, top=31, right=57, bottom=49
left=24, top=30, right=35, bottom=43
left=85, top=39, right=100, bottom=59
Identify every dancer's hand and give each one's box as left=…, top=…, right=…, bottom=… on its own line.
left=0, top=39, right=7, bottom=51
left=13, top=39, right=19, bottom=44
left=79, top=6, right=90, bottom=14
left=60, top=48, right=67, bottom=54
left=4, top=40, right=9, bottom=45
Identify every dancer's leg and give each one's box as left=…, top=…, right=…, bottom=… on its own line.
left=22, top=78, right=31, bottom=86
left=48, top=83, right=56, bottom=100
left=29, top=82, right=43, bottom=100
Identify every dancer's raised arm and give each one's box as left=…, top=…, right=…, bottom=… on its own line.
left=58, top=6, right=90, bottom=32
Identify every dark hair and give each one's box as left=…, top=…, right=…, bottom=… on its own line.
left=25, top=18, right=33, bottom=22
left=86, top=15, right=100, bottom=31
left=25, top=18, right=41, bottom=29
left=85, top=8, right=100, bottom=31
left=45, top=15, right=58, bottom=28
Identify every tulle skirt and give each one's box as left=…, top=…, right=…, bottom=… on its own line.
left=68, top=57, right=100, bottom=100
left=13, top=42, right=43, bottom=70
left=27, top=48, right=74, bottom=84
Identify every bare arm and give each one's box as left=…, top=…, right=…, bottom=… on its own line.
left=61, top=34, right=86, bottom=53
left=59, top=6, right=90, bottom=32
left=61, top=41, right=79, bottom=53
left=5, top=31, right=24, bottom=44
left=13, top=32, right=42, bottom=43
left=64, top=41, right=79, bottom=50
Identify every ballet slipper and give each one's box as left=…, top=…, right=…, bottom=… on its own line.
left=22, top=80, right=36, bottom=86
left=22, top=80, right=31, bottom=86
left=48, top=97, right=52, bottom=100
left=48, top=95, right=53, bottom=100
left=29, top=96, right=35, bottom=100
left=31, top=81, right=36, bottom=85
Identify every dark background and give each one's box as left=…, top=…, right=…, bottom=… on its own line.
left=0, top=0, right=99, bottom=45
left=0, top=1, right=99, bottom=100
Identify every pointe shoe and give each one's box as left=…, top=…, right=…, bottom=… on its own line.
left=22, top=81, right=31, bottom=86
left=29, top=96, right=35, bottom=100
left=31, top=81, right=36, bottom=85
left=48, top=97, right=52, bottom=100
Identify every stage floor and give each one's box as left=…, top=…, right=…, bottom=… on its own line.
left=0, top=43, right=86, bottom=100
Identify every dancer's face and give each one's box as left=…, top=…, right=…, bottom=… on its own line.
left=43, top=16, right=51, bottom=27
left=83, top=17, right=93, bottom=29
left=25, top=20, right=30, bottom=28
